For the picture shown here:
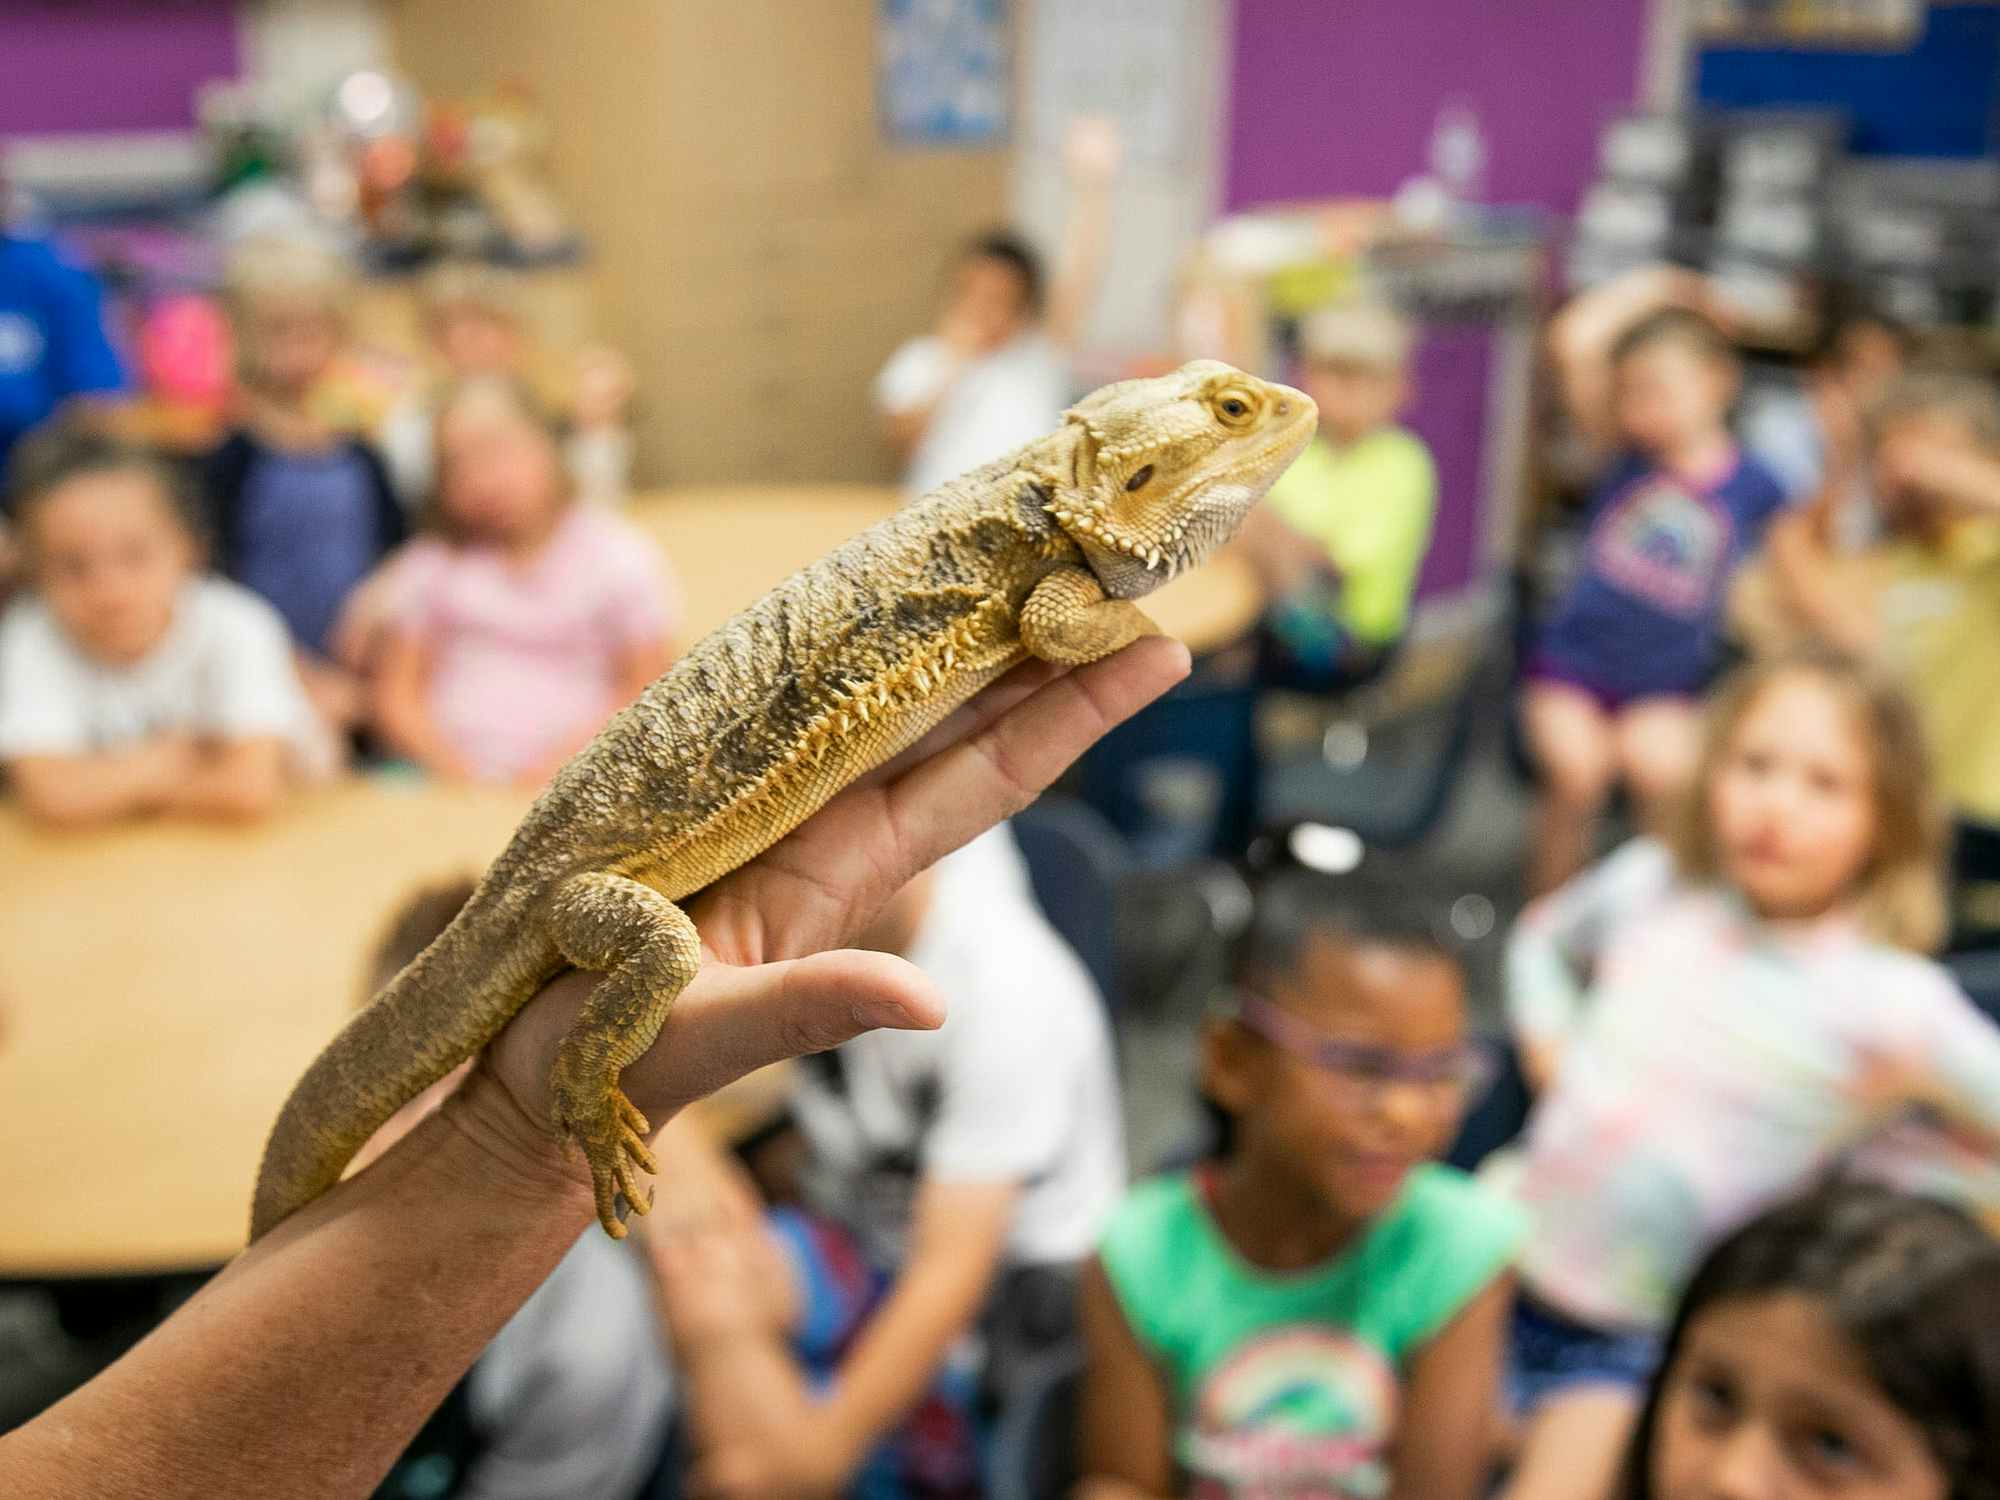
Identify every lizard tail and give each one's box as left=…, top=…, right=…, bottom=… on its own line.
left=249, top=901, right=556, bottom=1243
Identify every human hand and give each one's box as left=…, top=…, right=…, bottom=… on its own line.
left=937, top=303, right=987, bottom=361
left=1064, top=115, right=1123, bottom=184
left=1812, top=376, right=1866, bottom=478
left=467, top=638, right=1190, bottom=1188
left=1877, top=429, right=2000, bottom=518
left=572, top=345, right=635, bottom=429
left=133, top=733, right=201, bottom=806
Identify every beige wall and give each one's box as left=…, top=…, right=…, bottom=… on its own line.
left=390, top=2, right=1012, bottom=484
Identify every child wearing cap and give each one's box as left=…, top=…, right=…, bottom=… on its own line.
left=1238, top=299, right=1437, bottom=692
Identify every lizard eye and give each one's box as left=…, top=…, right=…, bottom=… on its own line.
left=1213, top=389, right=1256, bottom=426
left=1124, top=464, right=1155, bottom=492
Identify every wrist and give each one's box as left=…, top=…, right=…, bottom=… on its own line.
left=440, top=1058, right=601, bottom=1217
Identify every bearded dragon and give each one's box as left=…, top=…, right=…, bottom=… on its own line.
left=252, top=360, right=1315, bottom=1241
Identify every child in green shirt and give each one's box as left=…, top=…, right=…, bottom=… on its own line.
left=1078, top=872, right=1525, bottom=1500
left=1238, top=300, right=1438, bottom=692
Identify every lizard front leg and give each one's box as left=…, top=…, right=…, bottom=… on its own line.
left=1019, top=565, right=1161, bottom=666
left=542, top=871, right=702, bottom=1237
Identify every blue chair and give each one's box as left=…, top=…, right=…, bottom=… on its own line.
left=1011, top=796, right=1136, bottom=1015
left=1258, top=622, right=1508, bottom=850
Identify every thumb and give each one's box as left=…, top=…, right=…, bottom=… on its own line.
left=628, top=949, right=945, bottom=1119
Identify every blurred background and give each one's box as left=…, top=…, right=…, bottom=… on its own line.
left=8, top=2, right=2000, bottom=1496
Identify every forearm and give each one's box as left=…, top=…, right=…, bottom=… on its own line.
left=374, top=680, right=472, bottom=778
left=166, top=741, right=286, bottom=821
left=7, top=752, right=172, bottom=826
left=1765, top=511, right=1879, bottom=656
left=811, top=1259, right=992, bottom=1471
left=883, top=400, right=944, bottom=462
left=0, top=1069, right=596, bottom=1499
left=676, top=1326, right=824, bottom=1466
left=1048, top=173, right=1114, bottom=350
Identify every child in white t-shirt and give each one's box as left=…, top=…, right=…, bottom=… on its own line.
left=875, top=118, right=1120, bottom=497
left=0, top=425, right=330, bottom=826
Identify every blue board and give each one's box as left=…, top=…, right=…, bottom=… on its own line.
left=1697, top=3, right=2000, bottom=157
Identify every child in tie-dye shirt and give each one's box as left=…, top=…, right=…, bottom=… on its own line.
left=1495, top=649, right=2000, bottom=1500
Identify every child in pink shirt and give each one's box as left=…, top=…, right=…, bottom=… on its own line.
left=371, top=378, right=678, bottom=784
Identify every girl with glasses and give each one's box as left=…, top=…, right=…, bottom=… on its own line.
left=1076, top=873, right=1525, bottom=1500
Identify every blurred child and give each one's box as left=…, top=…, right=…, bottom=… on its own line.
left=205, top=237, right=404, bottom=735
left=1236, top=299, right=1437, bottom=691
left=0, top=425, right=329, bottom=826
left=653, top=825, right=1121, bottom=1500
left=349, top=879, right=676, bottom=1500
left=371, top=377, right=677, bottom=785
left=379, top=260, right=635, bottom=508
left=1497, top=651, right=2000, bottom=1500
left=1526, top=268, right=1788, bottom=894
left=1617, top=1183, right=2000, bottom=1500
left=1746, top=374, right=2000, bottom=827
left=876, top=118, right=1119, bottom=497
left=1741, top=294, right=1913, bottom=516
left=1078, top=872, right=1524, bottom=1500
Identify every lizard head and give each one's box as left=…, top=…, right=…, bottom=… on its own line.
left=1043, top=359, right=1317, bottom=599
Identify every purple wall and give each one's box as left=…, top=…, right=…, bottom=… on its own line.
left=1224, top=0, right=1647, bottom=215
left=0, top=1, right=239, bottom=136
left=1405, top=326, right=1492, bottom=599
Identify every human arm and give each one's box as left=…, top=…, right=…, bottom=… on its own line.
left=1076, top=1253, right=1177, bottom=1500
left=1876, top=427, right=2000, bottom=520
left=1759, top=505, right=1881, bottom=657
left=1507, top=841, right=1673, bottom=1092
left=371, top=628, right=478, bottom=779
left=0, top=634, right=1193, bottom=1500
left=1547, top=266, right=1728, bottom=458
left=665, top=1177, right=1021, bottom=1498
left=4, top=737, right=198, bottom=827
left=160, top=736, right=288, bottom=821
left=877, top=336, right=976, bottom=463
left=1235, top=502, right=1329, bottom=599
left=1044, top=117, right=1122, bottom=352
left=1386, top=1276, right=1513, bottom=1500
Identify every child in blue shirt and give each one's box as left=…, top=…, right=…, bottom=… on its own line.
left=1525, top=269, right=1786, bottom=896
left=203, top=237, right=403, bottom=739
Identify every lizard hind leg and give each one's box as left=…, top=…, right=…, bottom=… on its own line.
left=543, top=871, right=703, bottom=1237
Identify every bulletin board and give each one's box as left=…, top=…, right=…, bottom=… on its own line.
left=1696, top=1, right=2000, bottom=156
left=877, top=0, right=1011, bottom=146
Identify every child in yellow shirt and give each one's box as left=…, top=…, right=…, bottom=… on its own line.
left=1238, top=300, right=1437, bottom=692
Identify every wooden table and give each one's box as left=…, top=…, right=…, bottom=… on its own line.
left=630, top=486, right=1264, bottom=652
left=0, top=779, right=781, bottom=1276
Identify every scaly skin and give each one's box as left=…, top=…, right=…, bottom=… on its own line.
left=251, top=360, right=1315, bottom=1240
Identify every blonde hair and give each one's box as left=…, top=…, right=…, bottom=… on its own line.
left=1300, top=299, right=1414, bottom=374
left=419, top=259, right=523, bottom=329
left=428, top=374, right=570, bottom=537
left=1869, top=371, right=2000, bottom=451
left=222, top=235, right=356, bottom=324
left=1671, top=648, right=1949, bottom=952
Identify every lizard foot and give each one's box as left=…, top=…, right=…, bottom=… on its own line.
left=553, top=1079, right=658, bottom=1239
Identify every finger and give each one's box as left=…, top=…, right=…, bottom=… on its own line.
left=848, top=657, right=1070, bottom=792
left=624, top=948, right=944, bottom=1120
left=878, top=634, right=1189, bottom=875
left=699, top=636, right=1187, bottom=965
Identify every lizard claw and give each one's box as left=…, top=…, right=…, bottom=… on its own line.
left=554, top=1080, right=658, bottom=1238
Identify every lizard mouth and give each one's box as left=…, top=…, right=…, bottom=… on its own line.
left=1049, top=412, right=1317, bottom=592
